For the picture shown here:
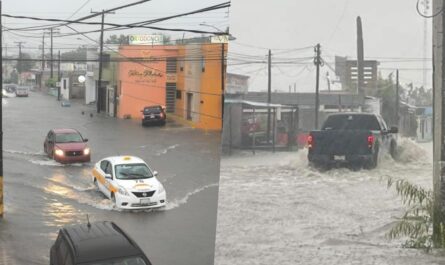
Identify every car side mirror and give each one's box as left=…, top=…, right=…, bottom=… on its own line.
left=153, top=171, right=159, bottom=177
left=83, top=138, right=89, bottom=142
left=390, top=126, right=398, bottom=134
left=105, top=174, right=112, bottom=180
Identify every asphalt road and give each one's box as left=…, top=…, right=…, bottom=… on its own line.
left=0, top=91, right=221, bottom=265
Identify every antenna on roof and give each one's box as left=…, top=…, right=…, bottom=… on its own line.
left=87, top=214, right=91, bottom=229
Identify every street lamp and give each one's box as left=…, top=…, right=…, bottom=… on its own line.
left=199, top=22, right=236, bottom=40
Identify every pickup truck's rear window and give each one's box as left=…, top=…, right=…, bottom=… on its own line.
left=322, top=115, right=381, bottom=131
left=143, top=106, right=162, bottom=114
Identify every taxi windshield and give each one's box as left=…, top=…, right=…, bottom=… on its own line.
left=55, top=132, right=83, bottom=143
left=115, top=163, right=153, bottom=180
left=85, top=256, right=148, bottom=265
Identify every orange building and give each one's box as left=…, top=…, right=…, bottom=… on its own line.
left=117, top=41, right=227, bottom=131
left=117, top=45, right=179, bottom=119
left=175, top=43, right=227, bottom=130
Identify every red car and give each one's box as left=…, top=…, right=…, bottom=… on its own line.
left=44, top=128, right=91, bottom=163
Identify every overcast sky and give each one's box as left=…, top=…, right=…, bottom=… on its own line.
left=2, top=0, right=229, bottom=55
left=228, top=0, right=432, bottom=92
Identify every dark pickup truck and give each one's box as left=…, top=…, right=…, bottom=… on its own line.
left=307, top=113, right=398, bottom=169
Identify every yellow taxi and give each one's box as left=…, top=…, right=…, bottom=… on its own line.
left=92, top=156, right=167, bottom=209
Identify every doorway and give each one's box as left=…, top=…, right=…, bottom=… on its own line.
left=187, top=92, right=193, bottom=120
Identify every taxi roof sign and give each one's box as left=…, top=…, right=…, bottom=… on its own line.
left=123, top=156, right=132, bottom=161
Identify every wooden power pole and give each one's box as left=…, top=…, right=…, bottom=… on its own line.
left=91, top=9, right=115, bottom=113
left=314, top=43, right=321, bottom=129
left=433, top=0, right=445, bottom=247
left=267, top=49, right=272, bottom=142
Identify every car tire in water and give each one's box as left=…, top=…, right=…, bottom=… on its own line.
left=390, top=141, right=398, bottom=160
left=111, top=192, right=116, bottom=205
left=93, top=178, right=99, bottom=190
left=365, top=147, right=379, bottom=170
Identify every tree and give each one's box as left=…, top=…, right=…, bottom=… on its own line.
left=61, top=47, right=87, bottom=61
left=16, top=53, right=35, bottom=73
left=105, top=34, right=129, bottom=45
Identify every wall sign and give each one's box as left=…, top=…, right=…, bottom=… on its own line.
left=129, top=34, right=164, bottom=45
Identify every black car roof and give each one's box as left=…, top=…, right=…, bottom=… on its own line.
left=144, top=105, right=162, bottom=109
left=62, top=221, right=144, bottom=263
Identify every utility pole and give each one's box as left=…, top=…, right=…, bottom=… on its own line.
left=395, top=69, right=399, bottom=126
left=221, top=43, right=225, bottom=128
left=41, top=35, right=45, bottom=71
left=423, top=0, right=430, bottom=88
left=14, top=41, right=24, bottom=74
left=266, top=49, right=272, bottom=143
left=50, top=28, right=53, bottom=78
left=432, top=0, right=445, bottom=247
left=314, top=43, right=321, bottom=129
left=0, top=0, right=3, bottom=218
left=57, top=50, right=61, bottom=101
left=45, top=28, right=60, bottom=80
left=357, top=16, right=365, bottom=95
left=91, top=9, right=115, bottom=113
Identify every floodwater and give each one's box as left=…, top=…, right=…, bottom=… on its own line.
left=0, top=92, right=221, bottom=265
left=215, top=138, right=445, bottom=265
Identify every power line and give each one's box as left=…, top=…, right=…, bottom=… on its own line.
left=2, top=14, right=227, bottom=35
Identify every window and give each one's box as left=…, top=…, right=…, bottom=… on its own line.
left=105, top=162, right=113, bottom=176
left=166, top=57, right=177, bottom=74
left=201, top=56, right=205, bottom=72
left=101, top=54, right=111, bottom=68
left=115, top=164, right=153, bottom=180
left=176, top=90, right=182, bottom=99
left=65, top=252, right=74, bottom=265
left=55, top=133, right=83, bottom=143
left=100, top=161, right=109, bottom=172
left=58, top=238, right=69, bottom=265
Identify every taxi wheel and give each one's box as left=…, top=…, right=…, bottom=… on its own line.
left=111, top=193, right=116, bottom=205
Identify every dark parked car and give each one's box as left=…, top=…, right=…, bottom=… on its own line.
left=307, top=113, right=398, bottom=169
left=44, top=128, right=91, bottom=163
left=50, top=221, right=152, bottom=265
left=141, top=105, right=166, bottom=126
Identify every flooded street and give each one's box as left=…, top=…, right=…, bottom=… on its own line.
left=215, top=140, right=445, bottom=265
left=0, top=92, right=221, bottom=265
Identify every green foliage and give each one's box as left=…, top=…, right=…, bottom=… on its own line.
left=16, top=53, right=35, bottom=73
left=10, top=70, right=18, bottom=84
left=105, top=34, right=129, bottom=45
left=61, top=47, right=87, bottom=61
left=385, top=177, right=439, bottom=252
left=46, top=77, right=57, bottom=88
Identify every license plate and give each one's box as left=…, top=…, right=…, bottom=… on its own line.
left=334, top=155, right=345, bottom=161
left=150, top=114, right=155, bottom=118
left=140, top=198, right=151, bottom=205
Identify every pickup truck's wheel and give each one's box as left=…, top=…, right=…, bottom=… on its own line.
left=365, top=148, right=379, bottom=169
left=309, top=161, right=330, bottom=171
left=390, top=141, right=398, bottom=160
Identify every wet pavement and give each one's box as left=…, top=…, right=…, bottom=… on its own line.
left=215, top=140, right=445, bottom=265
left=0, top=92, right=221, bottom=265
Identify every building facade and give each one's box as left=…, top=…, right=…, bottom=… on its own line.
left=116, top=41, right=226, bottom=131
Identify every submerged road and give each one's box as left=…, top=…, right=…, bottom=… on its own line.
left=0, top=92, right=221, bottom=265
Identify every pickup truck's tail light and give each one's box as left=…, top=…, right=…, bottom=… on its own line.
left=307, top=135, right=314, bottom=149
left=367, top=135, right=374, bottom=148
